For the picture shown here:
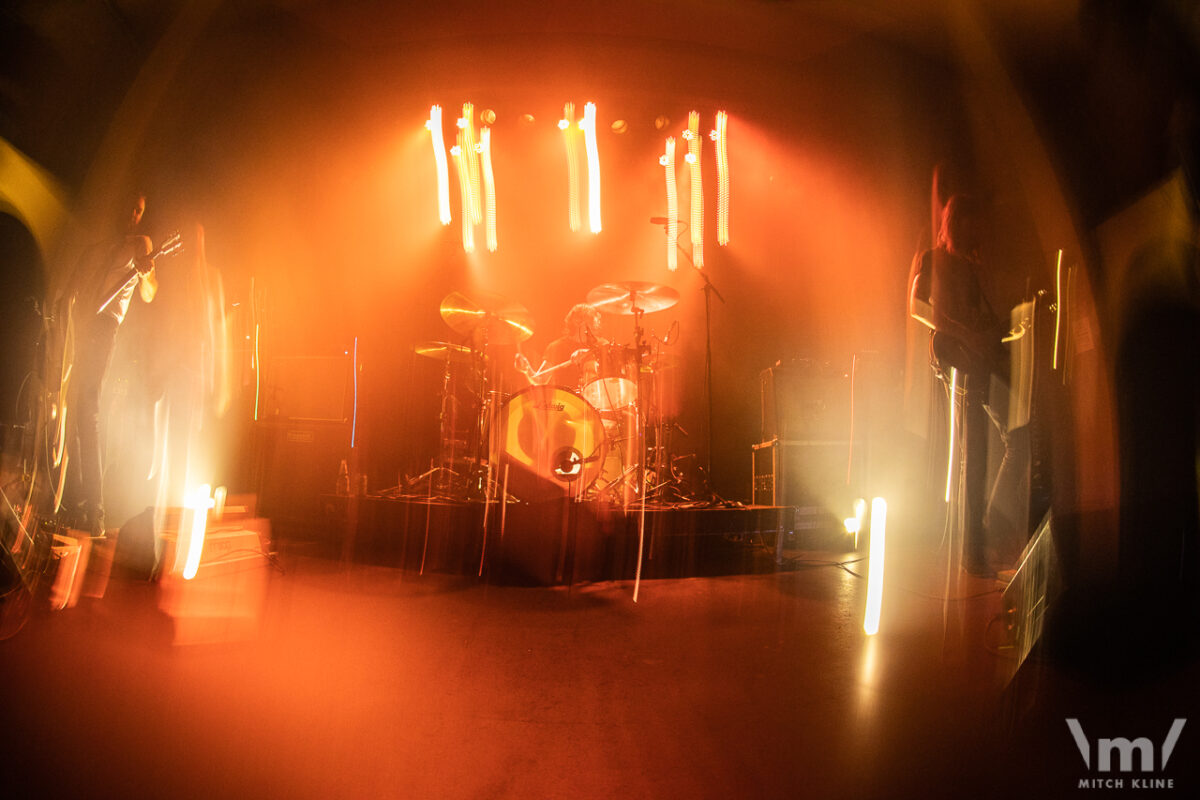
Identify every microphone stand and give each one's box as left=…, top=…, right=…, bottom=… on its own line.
left=668, top=233, right=724, bottom=499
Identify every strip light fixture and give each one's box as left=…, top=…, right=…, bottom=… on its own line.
left=560, top=103, right=581, bottom=232
left=451, top=138, right=475, bottom=253
left=712, top=110, right=729, bottom=246
left=459, top=103, right=482, bottom=225
left=479, top=127, right=498, bottom=252
left=581, top=102, right=602, bottom=233
left=660, top=137, right=678, bottom=271
left=426, top=105, right=452, bottom=225
left=685, top=111, right=704, bottom=267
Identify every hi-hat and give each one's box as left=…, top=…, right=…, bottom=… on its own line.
left=586, top=282, right=680, bottom=315
left=414, top=341, right=477, bottom=363
left=439, top=291, right=534, bottom=343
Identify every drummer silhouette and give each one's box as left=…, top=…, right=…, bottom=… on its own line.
left=514, top=303, right=604, bottom=389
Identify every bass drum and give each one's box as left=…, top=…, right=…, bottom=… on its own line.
left=499, top=385, right=606, bottom=501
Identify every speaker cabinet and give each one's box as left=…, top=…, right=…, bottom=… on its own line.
left=256, top=420, right=350, bottom=538
left=752, top=438, right=864, bottom=517
left=760, top=362, right=853, bottom=442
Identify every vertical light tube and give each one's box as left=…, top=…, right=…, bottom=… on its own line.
left=686, top=111, right=704, bottom=267
left=582, top=102, right=602, bottom=233
left=350, top=336, right=359, bottom=449
left=460, top=103, right=482, bottom=225
left=662, top=137, right=678, bottom=271
left=945, top=367, right=958, bottom=503
left=252, top=322, right=261, bottom=421
left=863, top=497, right=887, bottom=635
left=427, top=105, right=452, bottom=225
left=713, top=111, right=729, bottom=246
left=480, top=127, right=498, bottom=253
left=1052, top=248, right=1063, bottom=370
left=560, top=103, right=581, bottom=232
left=451, top=140, right=475, bottom=254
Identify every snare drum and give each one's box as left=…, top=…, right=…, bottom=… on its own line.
left=582, top=344, right=638, bottom=412
left=499, top=385, right=606, bottom=500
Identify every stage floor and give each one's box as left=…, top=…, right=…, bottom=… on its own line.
left=2, top=521, right=1197, bottom=798
left=303, top=494, right=843, bottom=586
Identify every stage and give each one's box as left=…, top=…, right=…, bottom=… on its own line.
left=296, top=495, right=847, bottom=586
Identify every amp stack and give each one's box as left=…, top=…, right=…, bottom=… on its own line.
left=752, top=357, right=872, bottom=533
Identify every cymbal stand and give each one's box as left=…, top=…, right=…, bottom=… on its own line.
left=423, top=350, right=462, bottom=496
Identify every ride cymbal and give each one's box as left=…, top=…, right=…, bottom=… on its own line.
left=586, top=281, right=680, bottom=315
left=439, top=291, right=534, bottom=343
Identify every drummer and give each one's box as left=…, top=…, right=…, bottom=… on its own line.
left=514, top=303, right=604, bottom=389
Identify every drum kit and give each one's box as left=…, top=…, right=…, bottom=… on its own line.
left=412, top=281, right=685, bottom=505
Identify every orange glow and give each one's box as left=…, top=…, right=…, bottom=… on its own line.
left=686, top=111, right=704, bottom=267
left=426, top=105, right=452, bottom=225
left=451, top=139, right=475, bottom=253
left=561, top=102, right=581, bottom=232
left=582, top=102, right=601, bottom=233
left=480, top=127, right=498, bottom=252
left=662, top=136, right=678, bottom=271
left=460, top=103, right=482, bottom=225
left=713, top=110, right=729, bottom=245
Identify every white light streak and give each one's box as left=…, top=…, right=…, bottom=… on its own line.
left=562, top=102, right=581, bottom=232
left=428, top=105, right=452, bottom=225
left=863, top=497, right=887, bottom=635
left=582, top=102, right=601, bottom=233
left=182, top=484, right=215, bottom=581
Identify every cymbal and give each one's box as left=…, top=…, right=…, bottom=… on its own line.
left=586, top=282, right=680, bottom=315
left=439, top=291, right=534, bottom=343
left=414, top=341, right=477, bottom=363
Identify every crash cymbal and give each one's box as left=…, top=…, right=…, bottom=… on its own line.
left=439, top=291, right=534, bottom=343
left=414, top=341, right=477, bottom=363
left=586, top=281, right=680, bottom=315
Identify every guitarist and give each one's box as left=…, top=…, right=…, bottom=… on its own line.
left=64, top=191, right=159, bottom=536
left=916, top=194, right=1009, bottom=575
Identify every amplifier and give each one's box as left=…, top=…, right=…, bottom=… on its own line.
left=760, top=362, right=853, bottom=443
left=752, top=438, right=864, bottom=514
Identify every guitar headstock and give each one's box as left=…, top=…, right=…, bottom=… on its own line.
left=155, top=230, right=184, bottom=260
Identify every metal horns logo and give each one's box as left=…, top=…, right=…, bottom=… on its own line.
left=1067, top=718, right=1186, bottom=789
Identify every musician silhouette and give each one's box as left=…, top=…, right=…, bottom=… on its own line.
left=64, top=191, right=159, bottom=536
left=916, top=194, right=1026, bottom=575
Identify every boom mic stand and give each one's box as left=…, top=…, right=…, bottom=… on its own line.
left=669, top=235, right=724, bottom=500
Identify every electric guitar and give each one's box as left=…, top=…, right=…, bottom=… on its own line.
left=94, top=230, right=184, bottom=315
